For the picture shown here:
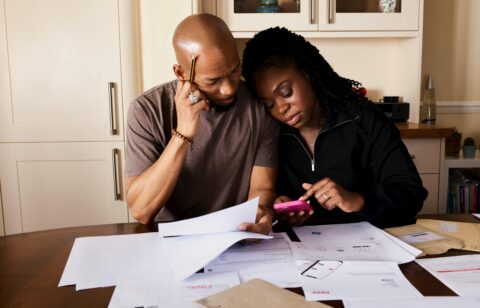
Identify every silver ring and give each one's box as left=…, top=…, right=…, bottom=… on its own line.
left=322, top=193, right=329, bottom=200
left=189, top=92, right=200, bottom=105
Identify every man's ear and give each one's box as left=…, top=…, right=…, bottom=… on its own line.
left=173, top=64, right=185, bottom=80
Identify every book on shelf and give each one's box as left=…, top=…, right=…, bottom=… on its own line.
left=447, top=169, right=480, bottom=214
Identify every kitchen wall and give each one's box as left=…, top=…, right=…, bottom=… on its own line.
left=140, top=0, right=478, bottom=138
left=422, top=0, right=480, bottom=143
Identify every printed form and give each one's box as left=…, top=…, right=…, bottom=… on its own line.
left=290, top=222, right=420, bottom=263
left=416, top=254, right=480, bottom=299
left=204, top=233, right=300, bottom=288
left=298, top=260, right=422, bottom=301
left=109, top=272, right=240, bottom=308
left=343, top=296, right=480, bottom=308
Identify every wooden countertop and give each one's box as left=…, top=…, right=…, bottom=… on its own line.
left=395, top=122, right=453, bottom=139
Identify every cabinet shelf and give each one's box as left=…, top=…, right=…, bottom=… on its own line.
left=445, top=153, right=480, bottom=168
left=440, top=151, right=480, bottom=214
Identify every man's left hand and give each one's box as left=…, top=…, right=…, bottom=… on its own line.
left=238, top=205, right=273, bottom=235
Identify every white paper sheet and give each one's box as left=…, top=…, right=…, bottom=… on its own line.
left=59, top=232, right=170, bottom=290
left=161, top=231, right=272, bottom=280
left=379, top=228, right=423, bottom=256
left=109, top=272, right=240, bottom=308
left=204, top=233, right=300, bottom=287
left=157, top=197, right=259, bottom=236
left=343, top=296, right=480, bottom=308
left=291, top=222, right=418, bottom=264
left=298, top=260, right=422, bottom=301
left=416, top=255, right=480, bottom=299
left=473, top=213, right=480, bottom=219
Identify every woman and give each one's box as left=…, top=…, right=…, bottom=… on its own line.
left=242, top=27, right=427, bottom=228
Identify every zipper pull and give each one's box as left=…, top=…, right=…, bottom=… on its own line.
left=311, top=159, right=315, bottom=172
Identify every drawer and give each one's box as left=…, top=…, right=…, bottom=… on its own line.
left=418, top=174, right=439, bottom=214
left=402, top=138, right=441, bottom=174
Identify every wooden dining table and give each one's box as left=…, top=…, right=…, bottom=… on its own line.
left=0, top=214, right=478, bottom=307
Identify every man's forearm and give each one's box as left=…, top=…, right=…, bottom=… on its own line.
left=126, top=137, right=190, bottom=224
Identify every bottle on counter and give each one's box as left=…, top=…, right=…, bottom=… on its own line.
left=422, top=75, right=436, bottom=123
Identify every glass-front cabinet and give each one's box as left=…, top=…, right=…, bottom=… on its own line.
left=215, top=0, right=420, bottom=33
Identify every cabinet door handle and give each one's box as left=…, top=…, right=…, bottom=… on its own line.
left=310, top=0, right=316, bottom=24
left=327, top=0, right=335, bottom=24
left=108, top=82, right=118, bottom=135
left=112, top=148, right=122, bottom=201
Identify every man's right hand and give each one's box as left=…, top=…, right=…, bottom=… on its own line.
left=174, top=80, right=210, bottom=139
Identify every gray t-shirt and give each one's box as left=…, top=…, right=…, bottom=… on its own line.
left=125, top=80, right=279, bottom=221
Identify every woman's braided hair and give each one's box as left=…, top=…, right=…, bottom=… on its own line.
left=242, top=27, right=372, bottom=123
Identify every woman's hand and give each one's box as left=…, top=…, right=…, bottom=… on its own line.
left=275, top=195, right=314, bottom=226
left=299, top=178, right=365, bottom=213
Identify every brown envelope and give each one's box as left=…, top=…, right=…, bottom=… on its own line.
left=416, top=219, right=480, bottom=252
left=384, top=223, right=464, bottom=257
left=196, top=278, right=331, bottom=308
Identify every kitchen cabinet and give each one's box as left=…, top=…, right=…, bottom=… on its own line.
left=0, top=0, right=127, bottom=142
left=0, top=142, right=128, bottom=234
left=402, top=138, right=442, bottom=214
left=0, top=0, right=140, bottom=234
left=213, top=0, right=420, bottom=36
left=0, top=190, right=4, bottom=236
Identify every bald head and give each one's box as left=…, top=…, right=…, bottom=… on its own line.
left=173, top=14, right=236, bottom=70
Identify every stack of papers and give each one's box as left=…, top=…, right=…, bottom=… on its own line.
left=59, top=232, right=169, bottom=290
left=158, top=197, right=272, bottom=280
left=59, top=197, right=271, bottom=294
left=204, top=233, right=300, bottom=288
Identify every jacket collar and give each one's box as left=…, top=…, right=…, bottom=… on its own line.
left=280, top=108, right=359, bottom=135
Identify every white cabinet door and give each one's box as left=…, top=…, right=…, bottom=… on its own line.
left=419, top=174, right=439, bottom=214
left=0, top=142, right=128, bottom=235
left=214, top=0, right=420, bottom=34
left=402, top=138, right=441, bottom=174
left=318, top=0, right=420, bottom=31
left=0, top=0, right=124, bottom=142
left=216, top=0, right=318, bottom=32
left=0, top=189, right=4, bottom=236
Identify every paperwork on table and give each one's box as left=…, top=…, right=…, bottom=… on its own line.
left=385, top=223, right=464, bottom=256
left=197, top=279, right=331, bottom=308
left=109, top=271, right=240, bottom=308
left=158, top=197, right=272, bottom=280
left=416, top=219, right=480, bottom=252
left=59, top=197, right=270, bottom=289
left=298, top=260, right=422, bottom=301
left=59, top=232, right=169, bottom=290
left=343, top=296, right=480, bottom=308
left=416, top=254, right=480, bottom=299
left=204, top=233, right=300, bottom=288
left=290, top=222, right=421, bottom=264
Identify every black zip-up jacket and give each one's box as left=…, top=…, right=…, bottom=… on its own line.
left=277, top=107, right=428, bottom=228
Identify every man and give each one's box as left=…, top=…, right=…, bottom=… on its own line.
left=124, top=14, right=278, bottom=235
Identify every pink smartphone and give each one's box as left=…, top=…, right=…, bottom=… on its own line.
left=273, top=200, right=313, bottom=214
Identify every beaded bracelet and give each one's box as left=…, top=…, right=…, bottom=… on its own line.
left=172, top=129, right=193, bottom=145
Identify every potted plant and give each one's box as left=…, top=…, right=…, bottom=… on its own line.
left=462, top=137, right=477, bottom=158
left=445, top=126, right=462, bottom=157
